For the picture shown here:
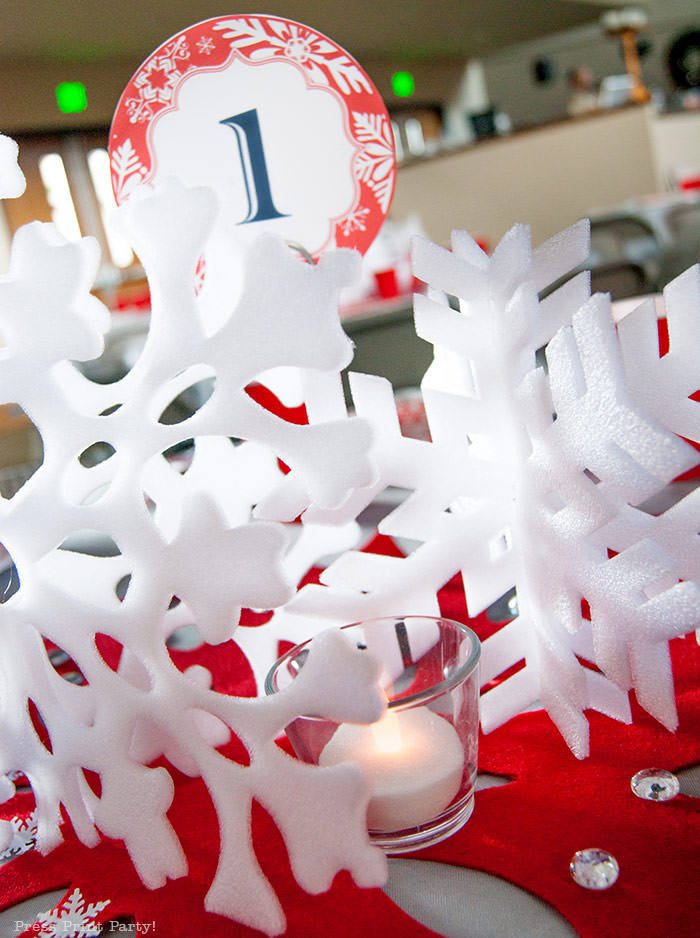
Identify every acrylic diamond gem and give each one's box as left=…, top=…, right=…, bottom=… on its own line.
left=631, top=768, right=680, bottom=802
left=569, top=848, right=619, bottom=889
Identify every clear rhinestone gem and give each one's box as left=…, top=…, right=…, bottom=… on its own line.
left=569, top=848, right=619, bottom=889
left=631, top=768, right=680, bottom=802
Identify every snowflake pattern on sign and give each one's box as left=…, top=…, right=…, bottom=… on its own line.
left=126, top=36, right=191, bottom=123
left=0, top=148, right=388, bottom=936
left=214, top=17, right=373, bottom=95
left=109, top=138, right=147, bottom=202
left=340, top=206, right=370, bottom=236
left=351, top=112, right=395, bottom=214
left=196, top=35, right=215, bottom=56
left=33, top=887, right=110, bottom=938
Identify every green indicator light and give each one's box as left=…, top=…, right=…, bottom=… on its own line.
left=55, top=81, right=88, bottom=114
left=392, top=71, right=415, bottom=98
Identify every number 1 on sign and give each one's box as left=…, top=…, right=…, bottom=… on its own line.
left=220, top=109, right=288, bottom=225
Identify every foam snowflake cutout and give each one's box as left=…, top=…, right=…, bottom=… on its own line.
left=3, top=121, right=700, bottom=938
left=0, top=134, right=26, bottom=199
left=0, top=148, right=387, bottom=934
left=258, top=222, right=700, bottom=758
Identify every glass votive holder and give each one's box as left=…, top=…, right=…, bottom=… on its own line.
left=265, top=615, right=481, bottom=854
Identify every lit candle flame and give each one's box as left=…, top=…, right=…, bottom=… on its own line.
left=370, top=709, right=403, bottom=754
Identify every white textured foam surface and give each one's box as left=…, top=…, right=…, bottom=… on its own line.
left=0, top=145, right=388, bottom=934
left=3, top=129, right=700, bottom=938
left=265, top=221, right=700, bottom=760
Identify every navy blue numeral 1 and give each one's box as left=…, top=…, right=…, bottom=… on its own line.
left=220, top=109, right=288, bottom=224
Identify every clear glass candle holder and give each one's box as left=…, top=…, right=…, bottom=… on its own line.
left=265, top=615, right=481, bottom=854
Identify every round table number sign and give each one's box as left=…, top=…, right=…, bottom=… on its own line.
left=109, top=14, right=396, bottom=257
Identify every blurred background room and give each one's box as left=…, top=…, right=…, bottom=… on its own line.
left=1, top=0, right=700, bottom=477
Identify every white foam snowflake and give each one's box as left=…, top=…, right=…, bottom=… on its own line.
left=255, top=222, right=700, bottom=758
left=3, top=120, right=700, bottom=938
left=0, top=135, right=26, bottom=199
left=0, top=147, right=388, bottom=935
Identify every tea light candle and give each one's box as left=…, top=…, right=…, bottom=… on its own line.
left=319, top=708, right=464, bottom=831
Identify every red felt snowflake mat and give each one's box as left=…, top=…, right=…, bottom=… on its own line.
left=1, top=597, right=699, bottom=938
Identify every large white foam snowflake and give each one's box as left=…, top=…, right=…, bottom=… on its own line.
left=3, top=121, right=700, bottom=938
left=256, top=222, right=700, bottom=758
left=0, top=144, right=388, bottom=935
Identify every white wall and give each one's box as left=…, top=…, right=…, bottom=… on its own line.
left=649, top=110, right=700, bottom=187
left=391, top=106, right=661, bottom=249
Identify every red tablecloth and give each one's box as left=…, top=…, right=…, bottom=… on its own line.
left=2, top=381, right=700, bottom=935
left=2, top=554, right=699, bottom=938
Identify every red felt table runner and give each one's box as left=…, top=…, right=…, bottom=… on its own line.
left=2, top=560, right=700, bottom=938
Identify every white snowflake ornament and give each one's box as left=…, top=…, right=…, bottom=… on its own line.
left=0, top=141, right=388, bottom=935
left=0, top=223, right=109, bottom=366
left=262, top=221, right=700, bottom=759
left=3, top=118, right=700, bottom=938
left=0, top=134, right=26, bottom=199
left=489, top=289, right=700, bottom=751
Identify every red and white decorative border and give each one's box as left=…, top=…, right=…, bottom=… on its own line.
left=109, top=15, right=396, bottom=256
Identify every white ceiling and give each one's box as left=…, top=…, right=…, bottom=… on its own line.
left=0, top=1, right=616, bottom=68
